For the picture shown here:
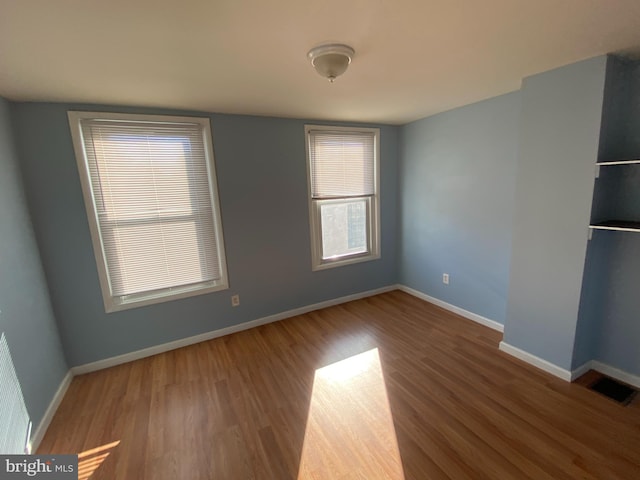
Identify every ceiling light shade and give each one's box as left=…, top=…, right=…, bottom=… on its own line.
left=307, top=44, right=355, bottom=83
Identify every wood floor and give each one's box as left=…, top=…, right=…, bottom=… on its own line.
left=38, top=291, right=640, bottom=479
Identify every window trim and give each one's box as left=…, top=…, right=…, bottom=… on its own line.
left=305, top=124, right=381, bottom=271
left=68, top=111, right=229, bottom=312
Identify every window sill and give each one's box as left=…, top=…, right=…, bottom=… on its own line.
left=104, top=281, right=229, bottom=313
left=312, top=252, right=380, bottom=271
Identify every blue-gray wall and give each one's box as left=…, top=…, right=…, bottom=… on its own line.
left=590, top=234, right=640, bottom=373
left=398, top=92, right=520, bottom=324
left=598, top=57, right=640, bottom=162
left=0, top=98, right=68, bottom=429
left=576, top=57, right=640, bottom=374
left=10, top=103, right=399, bottom=367
left=504, top=57, right=608, bottom=370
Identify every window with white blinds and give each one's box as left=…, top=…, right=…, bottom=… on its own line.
left=68, top=112, right=228, bottom=312
left=305, top=125, right=380, bottom=270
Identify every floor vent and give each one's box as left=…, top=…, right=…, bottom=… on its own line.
left=589, top=376, right=637, bottom=405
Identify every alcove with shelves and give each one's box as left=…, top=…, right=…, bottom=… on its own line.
left=574, top=55, right=640, bottom=377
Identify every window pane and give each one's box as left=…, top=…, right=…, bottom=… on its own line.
left=309, top=131, right=375, bottom=198
left=104, top=217, right=219, bottom=296
left=93, top=136, right=199, bottom=221
left=320, top=199, right=368, bottom=259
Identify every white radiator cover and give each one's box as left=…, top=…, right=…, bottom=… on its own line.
left=0, top=333, right=31, bottom=453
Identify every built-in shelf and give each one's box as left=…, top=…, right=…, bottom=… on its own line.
left=589, top=220, right=640, bottom=233
left=596, top=159, right=640, bottom=166
left=590, top=161, right=640, bottom=235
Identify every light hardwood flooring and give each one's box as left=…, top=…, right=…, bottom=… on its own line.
left=38, top=291, right=640, bottom=479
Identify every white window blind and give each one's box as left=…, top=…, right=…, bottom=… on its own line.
left=308, top=130, right=375, bottom=198
left=69, top=112, right=228, bottom=311
left=0, top=333, right=31, bottom=454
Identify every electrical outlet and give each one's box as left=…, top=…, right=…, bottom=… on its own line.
left=443, top=273, right=449, bottom=285
left=231, top=294, right=240, bottom=307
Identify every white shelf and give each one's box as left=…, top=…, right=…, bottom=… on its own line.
left=589, top=221, right=640, bottom=233
left=596, top=159, right=640, bottom=166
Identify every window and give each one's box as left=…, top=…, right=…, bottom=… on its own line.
left=305, top=125, right=380, bottom=270
left=69, top=112, right=228, bottom=312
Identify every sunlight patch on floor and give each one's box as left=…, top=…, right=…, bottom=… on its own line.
left=298, top=348, right=405, bottom=479
left=77, top=440, right=120, bottom=479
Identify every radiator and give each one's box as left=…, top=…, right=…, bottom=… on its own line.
left=0, top=333, right=31, bottom=454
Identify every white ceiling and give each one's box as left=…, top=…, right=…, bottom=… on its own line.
left=2, top=0, right=640, bottom=125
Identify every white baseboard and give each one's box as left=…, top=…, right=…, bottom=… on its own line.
left=589, top=360, right=640, bottom=389
left=499, top=341, right=573, bottom=381
left=30, top=370, right=73, bottom=453
left=570, top=361, right=593, bottom=381
left=397, top=284, right=504, bottom=333
left=71, top=285, right=397, bottom=375
left=500, top=343, right=640, bottom=389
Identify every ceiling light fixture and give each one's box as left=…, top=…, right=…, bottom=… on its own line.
left=307, top=44, right=355, bottom=83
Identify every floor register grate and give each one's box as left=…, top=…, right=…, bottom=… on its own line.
left=589, top=376, right=638, bottom=405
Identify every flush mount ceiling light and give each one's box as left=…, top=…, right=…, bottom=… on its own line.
left=307, top=44, right=355, bottom=83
